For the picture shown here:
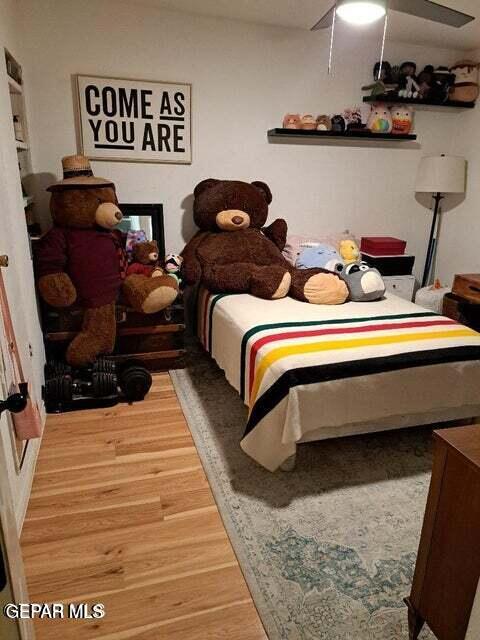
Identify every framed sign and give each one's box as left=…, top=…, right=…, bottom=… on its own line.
left=76, top=74, right=191, bottom=164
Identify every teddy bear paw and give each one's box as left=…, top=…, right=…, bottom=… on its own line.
left=271, top=271, right=292, bottom=299
left=141, top=277, right=179, bottom=313
left=303, top=272, right=349, bottom=305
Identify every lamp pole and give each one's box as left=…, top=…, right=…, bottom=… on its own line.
left=421, top=192, right=444, bottom=288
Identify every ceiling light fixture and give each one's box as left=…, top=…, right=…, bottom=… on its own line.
left=335, top=0, right=386, bottom=26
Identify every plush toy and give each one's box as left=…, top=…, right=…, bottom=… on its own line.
left=331, top=115, right=346, bottom=133
left=343, top=107, right=364, bottom=131
left=282, top=114, right=301, bottom=129
left=335, top=261, right=385, bottom=302
left=35, top=155, right=178, bottom=366
left=296, top=244, right=342, bottom=272
left=398, top=61, right=420, bottom=98
left=390, top=105, right=414, bottom=135
left=339, top=239, right=360, bottom=264
left=362, top=61, right=397, bottom=97
left=126, top=240, right=163, bottom=278
left=181, top=179, right=348, bottom=305
left=300, top=114, right=317, bottom=130
left=450, top=60, right=479, bottom=103
left=417, top=65, right=435, bottom=100
left=316, top=115, right=332, bottom=131
left=367, top=103, right=393, bottom=134
left=430, top=67, right=455, bottom=103
left=164, top=253, right=183, bottom=284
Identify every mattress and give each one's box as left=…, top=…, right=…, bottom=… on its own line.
left=197, top=287, right=480, bottom=471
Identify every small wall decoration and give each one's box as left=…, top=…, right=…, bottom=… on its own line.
left=76, top=75, right=191, bottom=164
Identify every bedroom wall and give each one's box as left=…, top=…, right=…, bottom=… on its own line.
left=435, top=48, right=480, bottom=287
left=18, top=0, right=462, bottom=281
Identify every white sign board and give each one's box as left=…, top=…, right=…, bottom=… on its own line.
left=76, top=75, right=191, bottom=163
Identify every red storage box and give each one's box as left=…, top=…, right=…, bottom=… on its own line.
left=360, top=236, right=406, bottom=256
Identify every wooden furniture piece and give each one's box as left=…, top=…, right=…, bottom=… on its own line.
left=452, top=274, right=480, bottom=304
left=42, top=300, right=185, bottom=372
left=405, top=425, right=480, bottom=640
left=443, top=292, right=480, bottom=331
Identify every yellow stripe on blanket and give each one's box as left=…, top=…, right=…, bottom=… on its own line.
left=249, top=328, right=475, bottom=408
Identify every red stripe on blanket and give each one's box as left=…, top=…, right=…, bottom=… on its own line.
left=247, top=318, right=456, bottom=398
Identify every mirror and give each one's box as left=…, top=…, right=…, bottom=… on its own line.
left=117, top=203, right=165, bottom=257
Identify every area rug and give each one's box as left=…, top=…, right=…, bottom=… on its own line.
left=170, top=344, right=436, bottom=639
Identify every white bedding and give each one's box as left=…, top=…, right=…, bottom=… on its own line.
left=198, top=288, right=480, bottom=471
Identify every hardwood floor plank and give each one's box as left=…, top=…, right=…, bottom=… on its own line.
left=21, top=372, right=267, bottom=640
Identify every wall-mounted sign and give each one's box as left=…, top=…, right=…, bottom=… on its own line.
left=76, top=75, right=191, bottom=164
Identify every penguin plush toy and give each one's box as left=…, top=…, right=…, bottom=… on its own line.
left=335, top=261, right=385, bottom=302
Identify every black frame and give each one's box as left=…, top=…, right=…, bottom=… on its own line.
left=118, top=203, right=165, bottom=258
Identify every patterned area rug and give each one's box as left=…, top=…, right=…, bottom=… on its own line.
left=171, top=345, right=436, bottom=639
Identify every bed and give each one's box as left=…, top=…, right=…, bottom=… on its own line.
left=197, top=287, right=480, bottom=471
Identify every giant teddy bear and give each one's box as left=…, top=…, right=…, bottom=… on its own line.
left=36, top=155, right=178, bottom=366
left=182, top=178, right=348, bottom=304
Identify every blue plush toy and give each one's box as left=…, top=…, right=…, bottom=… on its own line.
left=296, top=244, right=342, bottom=272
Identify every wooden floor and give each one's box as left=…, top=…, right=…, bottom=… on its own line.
left=21, top=374, right=267, bottom=640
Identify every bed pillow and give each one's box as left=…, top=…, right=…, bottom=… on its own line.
left=283, top=232, right=359, bottom=265
left=296, top=244, right=342, bottom=271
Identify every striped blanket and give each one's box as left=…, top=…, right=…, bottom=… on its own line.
left=198, top=287, right=480, bottom=470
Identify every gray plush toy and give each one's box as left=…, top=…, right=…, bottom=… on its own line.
left=334, top=261, right=385, bottom=302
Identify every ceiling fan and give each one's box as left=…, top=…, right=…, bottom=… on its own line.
left=311, top=0, right=475, bottom=30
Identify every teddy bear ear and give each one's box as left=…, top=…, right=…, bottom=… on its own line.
left=193, top=179, right=220, bottom=198
left=251, top=181, right=272, bottom=204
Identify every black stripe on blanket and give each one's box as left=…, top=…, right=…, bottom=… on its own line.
left=243, top=346, right=480, bottom=437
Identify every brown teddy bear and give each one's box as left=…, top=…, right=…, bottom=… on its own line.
left=35, top=155, right=178, bottom=366
left=181, top=179, right=348, bottom=304
left=126, top=240, right=163, bottom=278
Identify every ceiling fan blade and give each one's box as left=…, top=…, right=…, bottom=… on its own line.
left=311, top=5, right=336, bottom=30
left=389, top=0, right=474, bottom=27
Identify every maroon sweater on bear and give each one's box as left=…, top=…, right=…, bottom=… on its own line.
left=36, top=226, right=123, bottom=308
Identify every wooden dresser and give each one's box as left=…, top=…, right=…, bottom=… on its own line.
left=406, top=425, right=480, bottom=640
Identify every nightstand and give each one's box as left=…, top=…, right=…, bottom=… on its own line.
left=383, top=275, right=415, bottom=301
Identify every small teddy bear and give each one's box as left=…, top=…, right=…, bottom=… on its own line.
left=316, top=115, right=332, bottom=131
left=126, top=240, right=164, bottom=278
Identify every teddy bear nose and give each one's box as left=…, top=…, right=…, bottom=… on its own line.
left=232, top=216, right=243, bottom=225
left=115, top=211, right=123, bottom=221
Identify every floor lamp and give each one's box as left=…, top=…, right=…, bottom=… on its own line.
left=415, top=154, right=466, bottom=288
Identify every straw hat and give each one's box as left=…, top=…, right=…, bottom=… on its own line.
left=47, top=155, right=114, bottom=191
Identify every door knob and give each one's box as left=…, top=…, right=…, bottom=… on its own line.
left=0, top=255, right=8, bottom=268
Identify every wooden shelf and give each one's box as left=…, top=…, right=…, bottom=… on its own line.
left=7, top=75, right=22, bottom=95
left=267, top=128, right=417, bottom=142
left=16, top=141, right=28, bottom=150
left=363, top=95, right=475, bottom=110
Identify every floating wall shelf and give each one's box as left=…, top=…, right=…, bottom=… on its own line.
left=363, top=95, right=475, bottom=110
left=7, top=75, right=22, bottom=95
left=267, top=128, right=417, bottom=143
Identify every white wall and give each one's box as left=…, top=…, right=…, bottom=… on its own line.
left=0, top=0, right=45, bottom=528
left=18, top=0, right=462, bottom=282
left=435, top=48, right=480, bottom=287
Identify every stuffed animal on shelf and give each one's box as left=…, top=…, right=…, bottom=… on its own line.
left=181, top=179, right=348, bottom=305
left=417, top=65, right=435, bottom=100
left=300, top=114, right=317, bottom=130
left=35, top=155, right=178, bottom=366
left=367, top=104, right=393, bottom=134
left=339, top=239, right=360, bottom=264
left=390, top=105, right=414, bottom=135
left=343, top=107, right=363, bottom=131
left=282, top=114, right=301, bottom=129
left=430, top=67, right=455, bottom=103
left=362, top=61, right=397, bottom=97
left=316, top=115, right=332, bottom=131
left=331, top=115, right=346, bottom=133
left=296, top=244, right=342, bottom=272
left=335, top=261, right=385, bottom=302
left=164, top=253, right=184, bottom=284
left=450, top=60, right=479, bottom=103
left=397, top=61, right=420, bottom=99
left=126, top=240, right=163, bottom=278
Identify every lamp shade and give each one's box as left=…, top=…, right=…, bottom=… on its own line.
left=415, top=155, right=466, bottom=194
